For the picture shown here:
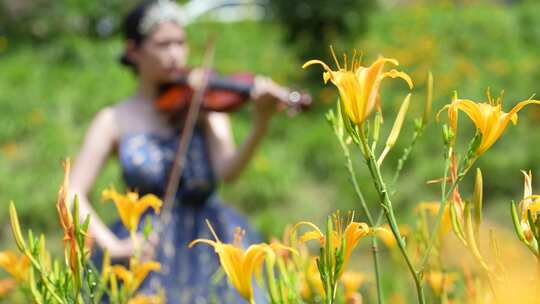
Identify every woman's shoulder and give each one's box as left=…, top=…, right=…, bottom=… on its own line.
left=86, top=99, right=134, bottom=141
left=96, top=98, right=144, bottom=137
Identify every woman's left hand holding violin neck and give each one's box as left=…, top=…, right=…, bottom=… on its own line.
left=250, top=75, right=289, bottom=130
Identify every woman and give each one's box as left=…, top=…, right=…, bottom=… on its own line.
left=69, top=0, right=289, bottom=302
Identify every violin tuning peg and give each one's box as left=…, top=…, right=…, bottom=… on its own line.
left=288, top=91, right=302, bottom=104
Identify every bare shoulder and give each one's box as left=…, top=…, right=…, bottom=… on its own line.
left=85, top=101, right=130, bottom=144
left=206, top=112, right=232, bottom=136
left=91, top=106, right=117, bottom=133
left=101, top=98, right=140, bottom=137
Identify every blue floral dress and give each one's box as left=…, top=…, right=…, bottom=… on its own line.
left=96, top=126, right=265, bottom=303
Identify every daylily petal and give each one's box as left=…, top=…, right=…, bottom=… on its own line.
left=133, top=261, right=161, bottom=290
left=295, top=221, right=325, bottom=242
left=380, top=69, right=414, bottom=89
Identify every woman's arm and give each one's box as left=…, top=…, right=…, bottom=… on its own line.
left=69, top=107, right=133, bottom=258
left=206, top=76, right=288, bottom=183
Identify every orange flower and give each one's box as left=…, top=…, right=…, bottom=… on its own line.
left=0, top=278, right=17, bottom=298
left=303, top=47, right=413, bottom=125
left=0, top=251, right=29, bottom=282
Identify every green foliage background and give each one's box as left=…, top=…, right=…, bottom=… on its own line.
left=1, top=1, right=540, bottom=301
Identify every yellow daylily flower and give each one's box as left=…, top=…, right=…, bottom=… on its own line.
left=439, top=92, right=540, bottom=155
left=295, top=213, right=377, bottom=277
left=189, top=221, right=292, bottom=303
left=376, top=224, right=410, bottom=249
left=425, top=271, right=458, bottom=295
left=303, top=47, right=413, bottom=125
left=300, top=257, right=325, bottom=299
left=102, top=187, right=162, bottom=232
left=0, top=278, right=17, bottom=298
left=415, top=201, right=452, bottom=237
left=340, top=271, right=366, bottom=301
left=128, top=293, right=165, bottom=304
left=111, top=259, right=161, bottom=294
left=0, top=251, right=29, bottom=282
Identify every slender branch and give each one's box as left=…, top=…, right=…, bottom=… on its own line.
left=336, top=129, right=384, bottom=304
left=358, top=128, right=426, bottom=304
left=418, top=147, right=452, bottom=271
left=419, top=152, right=475, bottom=273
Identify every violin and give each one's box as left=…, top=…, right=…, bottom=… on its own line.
left=155, top=69, right=312, bottom=115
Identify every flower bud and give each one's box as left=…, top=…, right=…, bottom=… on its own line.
left=9, top=202, right=26, bottom=252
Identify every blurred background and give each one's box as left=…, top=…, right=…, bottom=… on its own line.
left=1, top=0, right=540, bottom=300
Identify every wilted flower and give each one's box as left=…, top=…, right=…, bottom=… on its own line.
left=517, top=170, right=540, bottom=241
left=303, top=48, right=413, bottom=125
left=56, top=160, right=80, bottom=273
left=102, top=187, right=162, bottom=233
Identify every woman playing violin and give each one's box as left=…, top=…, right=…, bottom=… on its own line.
left=69, top=0, right=292, bottom=302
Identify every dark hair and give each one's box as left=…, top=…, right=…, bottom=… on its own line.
left=119, top=0, right=156, bottom=68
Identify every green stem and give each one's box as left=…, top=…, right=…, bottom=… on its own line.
left=418, top=147, right=452, bottom=271
left=339, top=135, right=384, bottom=304
left=130, top=230, right=140, bottom=260
left=359, top=129, right=426, bottom=304
left=419, top=152, right=475, bottom=273
left=371, top=238, right=384, bottom=304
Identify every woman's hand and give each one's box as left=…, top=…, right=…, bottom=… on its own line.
left=250, top=76, right=290, bottom=130
left=106, top=233, right=158, bottom=261
left=107, top=237, right=136, bottom=260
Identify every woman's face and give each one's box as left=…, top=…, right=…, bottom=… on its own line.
left=131, top=21, right=188, bottom=83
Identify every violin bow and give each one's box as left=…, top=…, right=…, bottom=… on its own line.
left=154, top=37, right=217, bottom=244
